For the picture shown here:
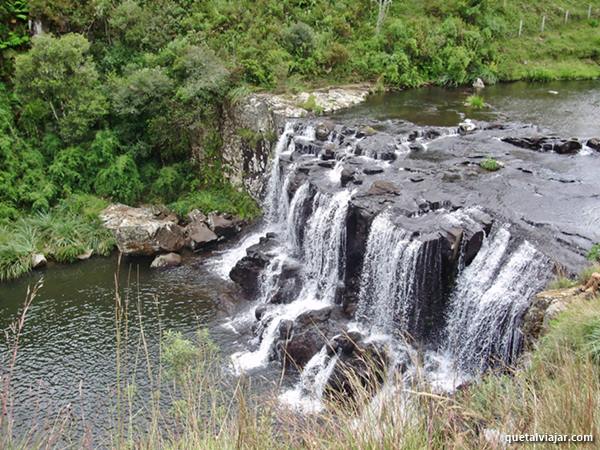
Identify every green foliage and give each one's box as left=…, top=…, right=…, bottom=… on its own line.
left=548, top=276, right=577, bottom=290
left=94, top=154, right=143, bottom=205
left=283, top=22, right=316, bottom=58
left=170, top=186, right=260, bottom=220
left=466, top=94, right=485, bottom=109
left=150, top=165, right=192, bottom=203
left=587, top=243, right=600, bottom=262
left=0, top=200, right=115, bottom=280
left=161, top=329, right=219, bottom=381
left=479, top=158, right=502, bottom=171
left=0, top=0, right=30, bottom=80
left=15, top=33, right=108, bottom=143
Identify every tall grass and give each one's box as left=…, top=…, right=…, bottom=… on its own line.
left=1, top=269, right=599, bottom=449
left=0, top=196, right=116, bottom=281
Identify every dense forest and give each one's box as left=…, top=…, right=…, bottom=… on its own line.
left=1, top=0, right=599, bottom=279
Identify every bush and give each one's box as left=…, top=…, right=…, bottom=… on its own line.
left=169, top=185, right=260, bottom=220
left=151, top=165, right=190, bottom=203
left=94, top=154, right=143, bottom=205
left=283, top=22, right=316, bottom=58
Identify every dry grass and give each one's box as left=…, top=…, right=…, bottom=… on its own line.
left=1, top=272, right=599, bottom=449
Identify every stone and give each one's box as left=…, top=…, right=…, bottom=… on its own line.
left=208, top=213, right=242, bottom=238
left=586, top=138, right=600, bottom=152
left=458, top=119, right=477, bottom=135
left=363, top=166, right=384, bottom=175
left=31, top=253, right=47, bottom=269
left=340, top=168, right=356, bottom=187
left=76, top=249, right=93, bottom=261
left=502, top=136, right=581, bottom=154
left=100, top=204, right=186, bottom=256
left=367, top=180, right=400, bottom=196
left=472, top=78, right=485, bottom=89
left=150, top=252, right=182, bottom=268
left=230, top=234, right=280, bottom=296
left=185, top=221, right=218, bottom=250
left=315, top=120, right=335, bottom=141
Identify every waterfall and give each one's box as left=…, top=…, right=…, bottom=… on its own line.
left=279, top=347, right=340, bottom=413
left=264, top=122, right=296, bottom=222
left=444, top=226, right=552, bottom=373
left=231, top=185, right=353, bottom=373
left=355, top=213, right=423, bottom=337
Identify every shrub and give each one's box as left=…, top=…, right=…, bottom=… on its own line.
left=283, top=22, right=316, bottom=58
left=94, top=154, right=143, bottom=205
left=151, top=165, right=189, bottom=203
left=479, top=158, right=502, bottom=171
left=298, top=94, right=323, bottom=114
left=49, top=146, right=94, bottom=195
left=169, top=185, right=260, bottom=220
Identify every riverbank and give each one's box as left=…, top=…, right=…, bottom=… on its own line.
left=2, top=269, right=598, bottom=448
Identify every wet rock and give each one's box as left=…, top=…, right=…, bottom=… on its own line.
left=208, top=213, right=243, bottom=238
left=230, top=234, right=279, bottom=296
left=215, top=292, right=237, bottom=317
left=340, top=168, right=356, bottom=187
left=326, top=337, right=389, bottom=398
left=186, top=221, right=218, bottom=250
left=502, top=136, right=581, bottom=154
left=363, top=166, right=384, bottom=175
left=274, top=306, right=335, bottom=368
left=315, top=120, right=335, bottom=141
left=187, top=209, right=207, bottom=223
left=150, top=252, right=182, bottom=268
left=255, top=304, right=269, bottom=321
left=31, top=253, right=47, bottom=269
left=458, top=119, right=477, bottom=135
left=320, top=143, right=336, bottom=160
left=409, top=142, right=426, bottom=152
left=367, top=180, right=400, bottom=196
left=355, top=134, right=397, bottom=160
left=269, top=259, right=303, bottom=304
left=318, top=160, right=336, bottom=169
left=101, top=204, right=186, bottom=256
left=586, top=138, right=600, bottom=151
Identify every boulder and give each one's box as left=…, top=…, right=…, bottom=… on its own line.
left=230, top=233, right=279, bottom=296
left=502, top=136, right=581, bottom=154
left=458, top=119, right=477, bottom=135
left=472, top=78, right=485, bottom=89
left=340, top=168, right=356, bottom=187
left=586, top=138, right=600, bottom=152
left=150, top=253, right=182, bottom=268
left=315, top=120, right=335, bottom=141
left=363, top=166, right=384, bottom=175
left=185, top=221, right=218, bottom=250
left=366, top=180, right=400, bottom=196
left=100, top=204, right=186, bottom=256
left=31, top=253, right=47, bottom=269
left=273, top=306, right=335, bottom=368
left=76, top=249, right=93, bottom=261
left=208, top=213, right=242, bottom=238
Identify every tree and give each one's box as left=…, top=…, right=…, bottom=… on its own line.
left=373, top=0, right=393, bottom=33
left=14, top=33, right=107, bottom=143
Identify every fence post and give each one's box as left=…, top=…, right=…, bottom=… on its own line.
left=541, top=15, right=546, bottom=33
left=518, top=19, right=523, bottom=37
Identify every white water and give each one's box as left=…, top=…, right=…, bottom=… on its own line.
left=355, top=213, right=423, bottom=336
left=444, top=226, right=551, bottom=373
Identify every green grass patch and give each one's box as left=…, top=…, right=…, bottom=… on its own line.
left=479, top=158, right=503, bottom=172
left=298, top=94, right=323, bottom=114
left=465, top=94, right=485, bottom=109
left=588, top=243, right=600, bottom=262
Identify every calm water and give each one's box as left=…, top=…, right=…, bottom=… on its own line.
left=1, top=80, right=599, bottom=440
left=336, top=80, right=600, bottom=136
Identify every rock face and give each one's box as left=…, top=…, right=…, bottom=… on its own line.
left=100, top=204, right=186, bottom=256
left=229, top=233, right=279, bottom=296
left=220, top=85, right=372, bottom=200
left=150, top=252, right=182, bottom=268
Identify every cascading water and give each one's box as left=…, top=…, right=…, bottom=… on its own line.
left=355, top=213, right=424, bottom=337
left=443, top=226, right=552, bottom=373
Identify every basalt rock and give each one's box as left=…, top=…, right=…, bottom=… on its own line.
left=273, top=306, right=337, bottom=368
left=230, top=233, right=279, bottom=297
left=208, top=213, right=243, bottom=238
left=586, top=138, right=600, bottom=152
left=502, top=136, right=582, bottom=154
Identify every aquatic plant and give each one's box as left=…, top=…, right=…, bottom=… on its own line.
left=466, top=94, right=485, bottom=109
left=479, top=158, right=503, bottom=172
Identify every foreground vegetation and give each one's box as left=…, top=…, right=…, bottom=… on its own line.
left=1, top=266, right=599, bottom=448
